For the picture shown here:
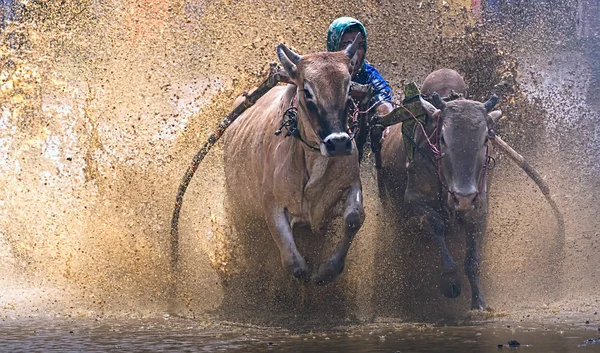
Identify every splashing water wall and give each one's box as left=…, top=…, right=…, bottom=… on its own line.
left=1, top=0, right=598, bottom=324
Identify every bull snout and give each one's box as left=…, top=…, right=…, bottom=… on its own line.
left=320, top=132, right=353, bottom=157
left=448, top=191, right=478, bottom=211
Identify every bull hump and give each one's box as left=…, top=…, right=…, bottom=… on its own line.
left=422, top=69, right=467, bottom=97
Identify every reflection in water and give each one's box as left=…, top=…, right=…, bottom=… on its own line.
left=0, top=317, right=597, bottom=353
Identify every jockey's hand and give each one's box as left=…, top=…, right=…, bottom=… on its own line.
left=375, top=101, right=394, bottom=116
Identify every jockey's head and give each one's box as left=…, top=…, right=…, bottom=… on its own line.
left=327, top=17, right=367, bottom=78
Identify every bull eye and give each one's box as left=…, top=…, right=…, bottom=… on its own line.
left=305, top=99, right=319, bottom=116
left=440, top=135, right=446, bottom=145
left=302, top=88, right=313, bottom=101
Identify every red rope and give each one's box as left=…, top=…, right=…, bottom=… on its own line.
left=377, top=99, right=441, bottom=156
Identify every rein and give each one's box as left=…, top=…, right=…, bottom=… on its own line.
left=348, top=99, right=377, bottom=140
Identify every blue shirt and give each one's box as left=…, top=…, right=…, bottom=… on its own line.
left=354, top=63, right=393, bottom=108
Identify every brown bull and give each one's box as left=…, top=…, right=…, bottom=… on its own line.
left=223, top=35, right=365, bottom=285
left=377, top=68, right=559, bottom=310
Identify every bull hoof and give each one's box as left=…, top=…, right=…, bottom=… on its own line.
left=312, top=259, right=344, bottom=286
left=471, top=296, right=488, bottom=311
left=440, top=271, right=462, bottom=299
left=292, top=265, right=308, bottom=280
left=283, top=256, right=308, bottom=281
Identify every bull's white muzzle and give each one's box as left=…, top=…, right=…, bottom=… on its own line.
left=320, top=132, right=353, bottom=157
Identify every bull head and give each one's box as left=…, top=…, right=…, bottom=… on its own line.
left=420, top=93, right=501, bottom=211
left=275, top=34, right=364, bottom=157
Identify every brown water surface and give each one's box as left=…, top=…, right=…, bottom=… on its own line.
left=1, top=316, right=599, bottom=352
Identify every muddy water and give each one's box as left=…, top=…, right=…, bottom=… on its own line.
left=1, top=316, right=599, bottom=353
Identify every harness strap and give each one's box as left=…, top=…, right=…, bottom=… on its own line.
left=274, top=92, right=321, bottom=152
left=403, top=129, right=438, bottom=168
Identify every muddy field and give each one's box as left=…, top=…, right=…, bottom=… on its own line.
left=0, top=0, right=599, bottom=334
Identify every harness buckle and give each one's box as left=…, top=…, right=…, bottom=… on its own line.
left=274, top=106, right=299, bottom=137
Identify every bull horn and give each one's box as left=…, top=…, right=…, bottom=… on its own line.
left=344, top=32, right=363, bottom=59
left=277, top=44, right=300, bottom=77
left=431, top=92, right=446, bottom=110
left=491, top=135, right=565, bottom=243
left=484, top=94, right=498, bottom=113
left=419, top=95, right=438, bottom=116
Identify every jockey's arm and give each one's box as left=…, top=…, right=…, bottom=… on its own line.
left=363, top=64, right=393, bottom=160
left=367, top=64, right=394, bottom=116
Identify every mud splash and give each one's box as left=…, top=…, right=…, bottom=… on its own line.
left=0, top=0, right=598, bottom=327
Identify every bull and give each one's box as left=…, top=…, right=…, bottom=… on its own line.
left=377, top=68, right=563, bottom=310
left=222, top=34, right=365, bottom=285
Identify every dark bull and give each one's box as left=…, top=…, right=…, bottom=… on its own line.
left=377, top=69, right=564, bottom=310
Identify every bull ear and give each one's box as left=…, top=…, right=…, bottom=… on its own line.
left=486, top=109, right=502, bottom=137
left=484, top=94, right=498, bottom=113
left=420, top=95, right=439, bottom=116
left=489, top=109, right=502, bottom=123
left=431, top=92, right=446, bottom=110
left=345, top=33, right=363, bottom=74
left=349, top=52, right=359, bottom=73
left=277, top=44, right=301, bottom=80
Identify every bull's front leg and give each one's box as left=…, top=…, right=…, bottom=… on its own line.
left=265, top=206, right=308, bottom=280
left=462, top=212, right=488, bottom=310
left=407, top=200, right=462, bottom=299
left=312, top=184, right=365, bottom=285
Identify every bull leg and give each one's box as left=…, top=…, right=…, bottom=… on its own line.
left=408, top=202, right=462, bottom=298
left=463, top=219, right=487, bottom=310
left=265, top=207, right=308, bottom=280
left=312, top=185, right=365, bottom=286
left=370, top=123, right=384, bottom=169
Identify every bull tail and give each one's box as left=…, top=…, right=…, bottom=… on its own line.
left=170, top=138, right=216, bottom=272
left=491, top=135, right=565, bottom=244
left=170, top=63, right=289, bottom=275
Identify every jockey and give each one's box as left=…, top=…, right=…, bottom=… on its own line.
left=326, top=16, right=393, bottom=163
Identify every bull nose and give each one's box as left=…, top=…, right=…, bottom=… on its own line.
left=449, top=191, right=478, bottom=211
left=321, top=132, right=353, bottom=157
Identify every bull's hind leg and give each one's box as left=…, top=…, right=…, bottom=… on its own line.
left=265, top=206, right=308, bottom=280
left=312, top=185, right=365, bottom=286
